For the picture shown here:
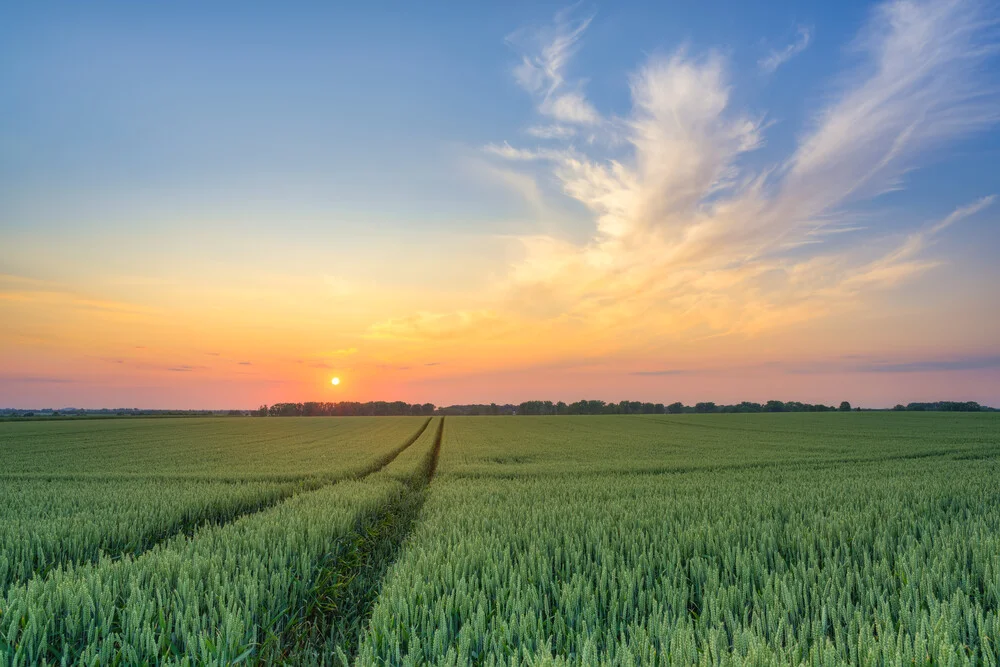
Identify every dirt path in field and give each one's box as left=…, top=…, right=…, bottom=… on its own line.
left=283, top=417, right=446, bottom=666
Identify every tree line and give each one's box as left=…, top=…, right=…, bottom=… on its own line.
left=3, top=400, right=989, bottom=421
left=253, top=399, right=991, bottom=416
left=257, top=401, right=436, bottom=417
left=512, top=400, right=855, bottom=415
left=892, top=401, right=986, bottom=412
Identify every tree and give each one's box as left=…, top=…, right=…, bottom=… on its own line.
left=666, top=402, right=685, bottom=414
left=893, top=404, right=905, bottom=411
left=765, top=400, right=785, bottom=412
left=839, top=401, right=852, bottom=412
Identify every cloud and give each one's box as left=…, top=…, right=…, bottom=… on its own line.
left=759, top=26, right=812, bottom=73
left=470, top=0, right=999, bottom=351
left=237, top=361, right=252, bottom=366
left=838, top=196, right=994, bottom=292
left=483, top=142, right=567, bottom=161
left=467, top=156, right=550, bottom=215
left=526, top=124, right=576, bottom=139
left=366, top=310, right=506, bottom=342
left=856, top=354, right=1000, bottom=373
left=0, top=288, right=156, bottom=316
left=784, top=0, right=999, bottom=213
left=540, top=91, right=601, bottom=125
left=506, top=7, right=602, bottom=126
left=782, top=353, right=1000, bottom=374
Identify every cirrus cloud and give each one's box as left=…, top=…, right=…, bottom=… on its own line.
left=475, top=0, right=998, bottom=351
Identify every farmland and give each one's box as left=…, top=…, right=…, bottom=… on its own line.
left=1, top=413, right=998, bottom=664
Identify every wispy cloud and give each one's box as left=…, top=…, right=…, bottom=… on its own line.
left=759, top=26, right=812, bottom=73
left=366, top=310, right=507, bottom=342
left=781, top=353, right=1000, bottom=374
left=526, top=124, right=576, bottom=139
left=0, top=280, right=158, bottom=317
left=506, top=6, right=602, bottom=126
left=466, top=0, right=999, bottom=351
left=857, top=355, right=1000, bottom=372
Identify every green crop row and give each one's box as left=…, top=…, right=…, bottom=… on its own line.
left=0, top=416, right=426, bottom=480
left=0, top=417, right=441, bottom=665
left=0, top=417, right=434, bottom=598
left=0, top=479, right=304, bottom=594
left=3, top=413, right=998, bottom=665
left=1, top=478, right=407, bottom=664
left=357, top=419, right=1000, bottom=665
left=435, top=413, right=1000, bottom=477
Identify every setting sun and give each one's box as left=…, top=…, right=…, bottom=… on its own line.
left=331, top=377, right=340, bottom=386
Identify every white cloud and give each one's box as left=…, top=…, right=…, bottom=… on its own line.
left=466, top=0, right=999, bottom=349
left=526, top=124, right=577, bottom=139
left=539, top=92, right=601, bottom=125
left=484, top=142, right=569, bottom=162
left=505, top=7, right=602, bottom=126
left=783, top=0, right=999, bottom=216
left=759, top=26, right=812, bottom=73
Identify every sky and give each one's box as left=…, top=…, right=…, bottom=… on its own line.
left=2, top=0, right=1000, bottom=409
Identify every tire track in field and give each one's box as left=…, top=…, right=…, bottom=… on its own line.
left=136, top=416, right=435, bottom=554
left=3, top=418, right=433, bottom=595
left=132, top=417, right=435, bottom=557
left=283, top=417, right=446, bottom=665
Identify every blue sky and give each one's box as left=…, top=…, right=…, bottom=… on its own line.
left=7, top=0, right=983, bottom=233
left=2, top=0, right=999, bottom=408
left=3, top=1, right=996, bottom=233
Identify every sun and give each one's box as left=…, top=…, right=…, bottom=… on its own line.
left=331, top=377, right=341, bottom=386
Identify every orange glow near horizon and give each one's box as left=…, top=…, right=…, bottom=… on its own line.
left=2, top=269, right=998, bottom=409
